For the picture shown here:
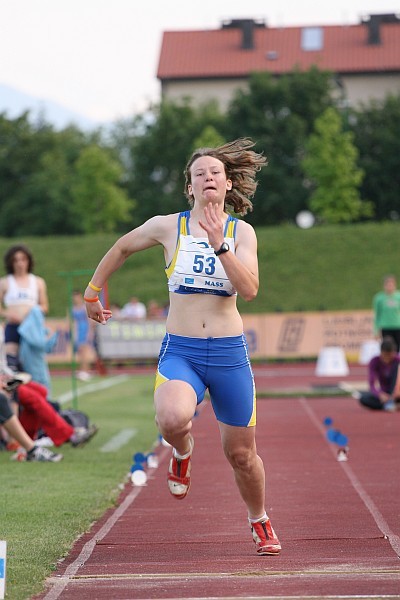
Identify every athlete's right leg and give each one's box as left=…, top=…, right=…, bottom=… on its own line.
left=154, top=379, right=197, bottom=456
left=154, top=380, right=197, bottom=499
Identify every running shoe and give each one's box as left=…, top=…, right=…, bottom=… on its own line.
left=70, top=424, right=98, bottom=447
left=384, top=399, right=396, bottom=412
left=250, top=518, right=282, bottom=555
left=167, top=435, right=194, bottom=499
left=26, top=445, right=63, bottom=462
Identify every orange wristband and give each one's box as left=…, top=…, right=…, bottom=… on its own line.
left=84, top=296, right=99, bottom=303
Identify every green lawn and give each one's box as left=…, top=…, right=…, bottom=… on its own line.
left=0, top=373, right=158, bottom=600
left=0, top=221, right=398, bottom=317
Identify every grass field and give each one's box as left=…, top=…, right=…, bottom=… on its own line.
left=0, top=221, right=398, bottom=317
left=0, top=373, right=158, bottom=600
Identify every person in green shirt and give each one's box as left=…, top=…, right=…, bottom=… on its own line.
left=373, top=275, right=400, bottom=352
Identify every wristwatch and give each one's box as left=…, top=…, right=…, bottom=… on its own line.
left=215, top=242, right=230, bottom=256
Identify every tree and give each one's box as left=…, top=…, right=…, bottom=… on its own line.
left=72, top=145, right=133, bottom=233
left=302, top=108, right=372, bottom=223
left=225, top=67, right=336, bottom=225
left=110, top=100, right=226, bottom=227
left=349, top=94, right=400, bottom=221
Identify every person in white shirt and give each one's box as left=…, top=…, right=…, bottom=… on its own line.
left=0, top=244, right=48, bottom=371
left=119, top=296, right=147, bottom=320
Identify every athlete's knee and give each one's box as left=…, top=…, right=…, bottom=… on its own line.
left=224, top=443, right=257, bottom=471
left=156, top=405, right=192, bottom=436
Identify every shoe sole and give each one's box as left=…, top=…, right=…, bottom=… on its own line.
left=257, top=547, right=281, bottom=555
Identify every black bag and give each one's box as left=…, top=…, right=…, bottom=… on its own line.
left=60, top=409, right=90, bottom=430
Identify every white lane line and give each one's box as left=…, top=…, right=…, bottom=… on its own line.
left=57, top=375, right=130, bottom=405
left=299, top=396, right=400, bottom=558
left=100, top=428, right=138, bottom=452
left=41, top=443, right=171, bottom=600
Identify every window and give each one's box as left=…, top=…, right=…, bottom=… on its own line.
left=301, top=27, right=324, bottom=51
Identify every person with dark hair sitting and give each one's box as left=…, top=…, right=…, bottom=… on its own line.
left=354, top=336, right=400, bottom=411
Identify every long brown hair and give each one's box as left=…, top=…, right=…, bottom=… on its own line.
left=184, top=138, right=267, bottom=215
left=4, top=244, right=34, bottom=274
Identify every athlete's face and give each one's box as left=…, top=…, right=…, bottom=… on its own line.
left=188, top=156, right=232, bottom=203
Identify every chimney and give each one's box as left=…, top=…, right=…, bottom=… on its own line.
left=362, top=13, right=400, bottom=45
left=222, top=18, right=266, bottom=50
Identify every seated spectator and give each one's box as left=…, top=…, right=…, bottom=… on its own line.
left=0, top=370, right=98, bottom=452
left=0, top=379, right=62, bottom=462
left=15, top=378, right=98, bottom=447
left=119, top=296, right=146, bottom=320
left=353, top=336, right=400, bottom=411
left=147, top=299, right=164, bottom=319
left=109, top=302, right=122, bottom=318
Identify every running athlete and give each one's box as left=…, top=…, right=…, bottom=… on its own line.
left=83, top=138, right=281, bottom=556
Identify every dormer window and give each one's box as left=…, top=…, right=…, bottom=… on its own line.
left=301, top=27, right=324, bottom=51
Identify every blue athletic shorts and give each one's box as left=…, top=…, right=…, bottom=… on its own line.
left=4, top=323, right=20, bottom=344
left=155, top=333, right=256, bottom=427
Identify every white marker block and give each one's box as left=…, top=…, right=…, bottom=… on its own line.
left=0, top=540, right=6, bottom=600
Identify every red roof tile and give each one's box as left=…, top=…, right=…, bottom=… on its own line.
left=157, top=21, right=400, bottom=80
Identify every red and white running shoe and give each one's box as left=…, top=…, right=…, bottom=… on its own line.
left=250, top=518, right=282, bottom=555
left=167, top=435, right=194, bottom=499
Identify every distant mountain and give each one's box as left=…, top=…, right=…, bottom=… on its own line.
left=0, top=83, right=100, bottom=131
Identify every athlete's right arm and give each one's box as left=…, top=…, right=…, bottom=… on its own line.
left=84, top=215, right=177, bottom=315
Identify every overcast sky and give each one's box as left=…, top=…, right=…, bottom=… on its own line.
left=0, top=0, right=398, bottom=123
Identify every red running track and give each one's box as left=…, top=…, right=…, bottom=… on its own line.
left=36, top=367, right=400, bottom=600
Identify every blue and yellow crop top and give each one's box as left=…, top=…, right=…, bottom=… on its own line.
left=165, top=211, right=238, bottom=296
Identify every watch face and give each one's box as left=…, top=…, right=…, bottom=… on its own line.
left=216, top=242, right=230, bottom=255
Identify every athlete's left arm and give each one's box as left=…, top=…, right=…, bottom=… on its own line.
left=220, top=220, right=259, bottom=302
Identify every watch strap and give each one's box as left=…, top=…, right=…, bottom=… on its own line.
left=215, top=243, right=230, bottom=256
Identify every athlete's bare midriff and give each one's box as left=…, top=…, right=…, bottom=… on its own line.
left=4, top=304, right=34, bottom=324
left=166, top=292, right=243, bottom=338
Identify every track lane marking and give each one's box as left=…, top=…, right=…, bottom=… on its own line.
left=299, top=397, right=400, bottom=558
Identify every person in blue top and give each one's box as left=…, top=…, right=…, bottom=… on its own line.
left=71, top=290, right=97, bottom=381
left=83, top=138, right=281, bottom=556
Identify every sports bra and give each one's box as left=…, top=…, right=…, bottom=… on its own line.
left=3, top=274, right=39, bottom=307
left=165, top=211, right=238, bottom=296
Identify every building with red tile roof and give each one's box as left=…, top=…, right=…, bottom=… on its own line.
left=157, top=13, right=400, bottom=109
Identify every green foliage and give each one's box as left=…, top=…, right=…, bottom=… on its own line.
left=1, top=77, right=399, bottom=234
left=226, top=67, right=337, bottom=225
left=0, top=374, right=158, bottom=600
left=349, top=94, right=400, bottom=220
left=72, top=145, right=133, bottom=233
left=302, top=108, right=373, bottom=223
left=191, top=125, right=225, bottom=152
left=0, top=113, right=133, bottom=235
left=110, top=99, right=226, bottom=227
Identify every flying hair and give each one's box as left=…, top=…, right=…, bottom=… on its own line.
left=184, top=138, right=267, bottom=215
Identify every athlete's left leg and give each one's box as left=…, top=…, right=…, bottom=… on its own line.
left=218, top=422, right=265, bottom=518
left=218, top=421, right=281, bottom=554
